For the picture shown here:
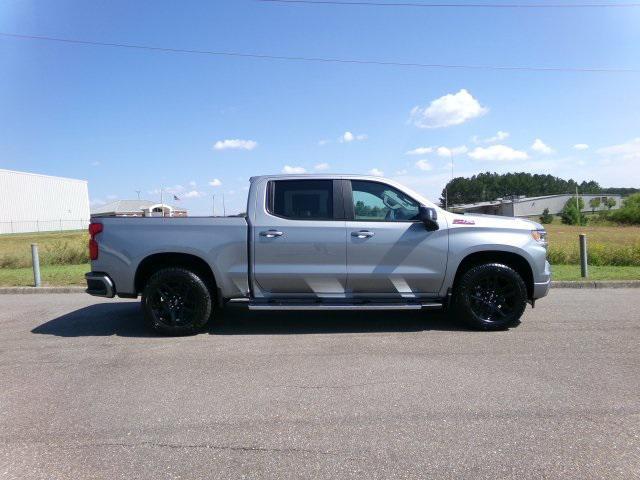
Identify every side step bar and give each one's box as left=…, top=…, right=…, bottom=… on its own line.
left=248, top=302, right=443, bottom=311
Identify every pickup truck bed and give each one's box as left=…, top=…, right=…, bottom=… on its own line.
left=89, top=216, right=249, bottom=300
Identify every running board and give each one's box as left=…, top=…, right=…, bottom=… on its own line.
left=248, top=302, right=443, bottom=311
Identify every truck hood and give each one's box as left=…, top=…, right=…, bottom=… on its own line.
left=449, top=213, right=543, bottom=231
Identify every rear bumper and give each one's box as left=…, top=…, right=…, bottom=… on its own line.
left=85, top=272, right=115, bottom=298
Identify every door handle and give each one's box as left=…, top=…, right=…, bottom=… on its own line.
left=351, top=230, right=375, bottom=239
left=260, top=230, right=284, bottom=238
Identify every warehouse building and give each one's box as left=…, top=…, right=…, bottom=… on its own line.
left=0, top=169, right=90, bottom=234
left=451, top=193, right=622, bottom=217
left=90, top=200, right=187, bottom=217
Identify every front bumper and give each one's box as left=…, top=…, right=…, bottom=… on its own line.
left=85, top=272, right=115, bottom=298
left=532, top=261, right=552, bottom=299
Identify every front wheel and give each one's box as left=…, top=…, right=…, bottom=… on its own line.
left=142, top=267, right=213, bottom=336
left=452, top=263, right=527, bottom=331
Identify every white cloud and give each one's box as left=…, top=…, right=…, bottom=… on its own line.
left=317, top=139, right=330, bottom=146
left=314, top=162, right=330, bottom=171
left=183, top=190, right=205, bottom=198
left=208, top=179, right=222, bottom=187
left=213, top=139, right=257, bottom=151
left=491, top=130, right=509, bottom=142
left=474, top=130, right=510, bottom=144
left=340, top=131, right=367, bottom=143
left=594, top=138, right=640, bottom=186
left=189, top=180, right=197, bottom=187
left=415, top=159, right=432, bottom=171
left=468, top=145, right=529, bottom=162
left=368, top=168, right=384, bottom=176
left=395, top=169, right=408, bottom=175
left=282, top=165, right=307, bottom=174
left=106, top=194, right=118, bottom=200
left=437, top=145, right=468, bottom=157
left=531, top=138, right=555, bottom=155
left=573, top=143, right=590, bottom=151
left=91, top=161, right=100, bottom=167
left=410, top=89, right=488, bottom=129
left=597, top=138, right=640, bottom=162
left=406, top=146, right=433, bottom=156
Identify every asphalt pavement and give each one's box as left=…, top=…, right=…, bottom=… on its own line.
left=1, top=290, right=638, bottom=479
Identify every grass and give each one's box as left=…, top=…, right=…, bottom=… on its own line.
left=1, top=226, right=640, bottom=286
left=551, top=265, right=640, bottom=281
left=0, top=230, right=88, bottom=268
left=544, top=223, right=640, bottom=247
left=2, top=263, right=637, bottom=286
left=0, top=263, right=89, bottom=286
left=543, top=223, right=640, bottom=266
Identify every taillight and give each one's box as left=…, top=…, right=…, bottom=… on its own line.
left=89, top=222, right=103, bottom=260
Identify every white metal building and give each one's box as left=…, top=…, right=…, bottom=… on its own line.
left=0, top=169, right=90, bottom=234
left=451, top=193, right=622, bottom=217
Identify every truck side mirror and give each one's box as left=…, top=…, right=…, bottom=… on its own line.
left=419, top=206, right=439, bottom=231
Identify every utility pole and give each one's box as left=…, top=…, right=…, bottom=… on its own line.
left=212, top=194, right=215, bottom=216
left=135, top=190, right=141, bottom=200
left=222, top=194, right=226, bottom=217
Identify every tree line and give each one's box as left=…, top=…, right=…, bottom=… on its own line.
left=440, top=172, right=638, bottom=207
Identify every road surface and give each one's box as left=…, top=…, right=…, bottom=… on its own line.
left=1, top=290, right=638, bottom=479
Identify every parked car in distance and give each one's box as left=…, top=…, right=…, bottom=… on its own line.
left=86, top=174, right=551, bottom=334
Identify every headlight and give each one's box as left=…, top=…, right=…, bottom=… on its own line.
left=531, top=229, right=548, bottom=246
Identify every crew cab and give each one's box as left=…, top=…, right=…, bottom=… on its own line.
left=86, top=174, right=551, bottom=334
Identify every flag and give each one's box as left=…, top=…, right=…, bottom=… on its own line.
left=173, top=195, right=180, bottom=201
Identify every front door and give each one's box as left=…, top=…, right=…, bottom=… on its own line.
left=252, top=179, right=347, bottom=297
left=345, top=180, right=448, bottom=297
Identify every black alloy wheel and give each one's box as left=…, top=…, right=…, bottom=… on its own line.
left=142, top=267, right=212, bottom=335
left=453, top=263, right=527, bottom=331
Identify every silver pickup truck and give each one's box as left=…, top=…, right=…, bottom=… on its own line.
left=86, top=174, right=551, bottom=334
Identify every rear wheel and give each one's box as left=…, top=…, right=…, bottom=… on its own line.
left=141, top=267, right=213, bottom=335
left=453, top=263, right=527, bottom=331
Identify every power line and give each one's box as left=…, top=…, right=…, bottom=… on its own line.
left=1, top=32, right=638, bottom=74
left=257, top=0, right=640, bottom=7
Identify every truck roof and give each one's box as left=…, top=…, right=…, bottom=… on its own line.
left=249, top=174, right=386, bottom=182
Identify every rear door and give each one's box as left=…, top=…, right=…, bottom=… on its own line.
left=345, top=179, right=448, bottom=297
left=252, top=179, right=347, bottom=297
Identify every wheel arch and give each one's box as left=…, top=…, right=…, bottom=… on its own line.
left=452, top=250, right=534, bottom=299
left=134, top=252, right=217, bottom=295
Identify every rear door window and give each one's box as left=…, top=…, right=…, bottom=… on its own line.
left=269, top=180, right=334, bottom=220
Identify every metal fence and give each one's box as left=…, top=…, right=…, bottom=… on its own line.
left=0, top=219, right=90, bottom=235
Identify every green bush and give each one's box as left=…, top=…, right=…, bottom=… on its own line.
left=539, top=208, right=554, bottom=224
left=560, top=197, right=587, bottom=225
left=609, top=193, right=640, bottom=225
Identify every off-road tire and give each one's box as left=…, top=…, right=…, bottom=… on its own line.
left=452, top=263, right=527, bottom=331
left=142, top=267, right=213, bottom=336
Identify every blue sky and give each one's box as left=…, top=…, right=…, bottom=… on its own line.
left=1, top=0, right=639, bottom=214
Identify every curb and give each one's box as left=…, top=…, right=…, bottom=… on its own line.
left=1, top=281, right=640, bottom=294
left=0, top=286, right=86, bottom=294
left=551, top=280, right=640, bottom=289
